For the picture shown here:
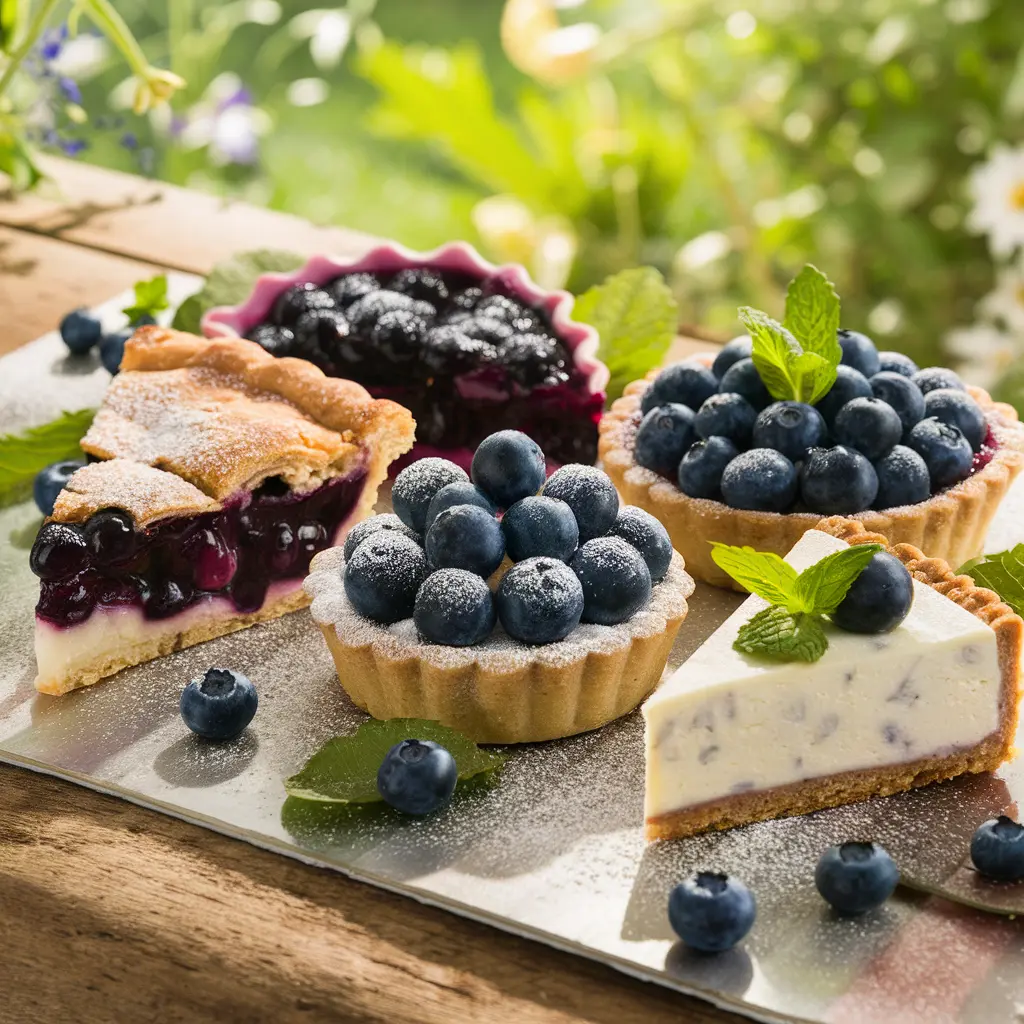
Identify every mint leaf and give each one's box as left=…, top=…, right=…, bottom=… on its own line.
left=284, top=718, right=508, bottom=804
left=734, top=606, right=828, bottom=662
left=959, top=546, right=1024, bottom=617
left=788, top=349, right=837, bottom=405
left=170, top=293, right=203, bottom=334
left=123, top=273, right=169, bottom=324
left=0, top=409, right=95, bottom=510
left=573, top=267, right=678, bottom=402
left=794, top=543, right=883, bottom=616
left=784, top=264, right=841, bottom=365
left=710, top=542, right=798, bottom=606
left=738, top=306, right=801, bottom=401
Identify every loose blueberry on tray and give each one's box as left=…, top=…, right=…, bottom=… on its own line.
left=180, top=668, right=258, bottom=741
left=33, top=459, right=86, bottom=516
left=815, top=841, right=899, bottom=914
left=377, top=739, right=458, bottom=815
left=59, top=308, right=102, bottom=355
left=668, top=872, right=757, bottom=953
left=99, top=328, right=133, bottom=375
left=970, top=816, right=1024, bottom=882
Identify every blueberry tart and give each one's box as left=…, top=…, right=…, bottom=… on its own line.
left=203, top=242, right=608, bottom=469
left=304, top=432, right=695, bottom=743
left=31, top=326, right=414, bottom=695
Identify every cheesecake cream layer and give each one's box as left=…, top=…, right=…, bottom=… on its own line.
left=644, top=530, right=1002, bottom=823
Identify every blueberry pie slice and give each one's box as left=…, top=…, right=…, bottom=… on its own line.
left=30, top=326, right=414, bottom=695
left=202, top=242, right=608, bottom=469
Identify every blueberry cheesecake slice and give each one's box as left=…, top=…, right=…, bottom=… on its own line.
left=644, top=519, right=1022, bottom=840
left=203, top=242, right=608, bottom=469
left=30, top=326, right=414, bottom=695
left=304, top=430, right=695, bottom=743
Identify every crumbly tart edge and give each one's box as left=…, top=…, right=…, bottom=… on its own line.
left=599, top=368, right=1024, bottom=591
left=307, top=552, right=696, bottom=744
left=644, top=518, right=1024, bottom=841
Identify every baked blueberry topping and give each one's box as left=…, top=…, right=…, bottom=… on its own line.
left=668, top=872, right=756, bottom=953
left=800, top=446, right=878, bottom=514
left=82, top=508, right=137, bottom=566
left=869, top=371, right=925, bottom=435
left=873, top=445, right=931, bottom=509
left=457, top=314, right=514, bottom=345
left=30, top=521, right=90, bottom=580
left=877, top=350, right=919, bottom=378
left=187, top=527, right=238, bottom=591
left=752, top=401, right=827, bottom=463
left=838, top=329, right=881, bottom=378
left=641, top=362, right=719, bottom=415
left=678, top=436, right=739, bottom=501
left=502, top=495, right=579, bottom=562
left=542, top=464, right=620, bottom=541
left=99, top=328, right=132, bottom=375
left=60, top=308, right=102, bottom=355
left=372, top=309, right=429, bottom=365
left=814, top=364, right=873, bottom=424
left=720, top=449, right=797, bottom=513
left=180, top=667, right=258, bottom=741
left=389, top=267, right=451, bottom=305
left=496, top=557, right=584, bottom=644
left=33, top=459, right=85, bottom=516
left=377, top=739, right=458, bottom=816
left=325, top=272, right=379, bottom=307
left=606, top=506, right=673, bottom=583
left=571, top=536, right=652, bottom=625
left=907, top=417, right=973, bottom=489
left=913, top=366, right=966, bottom=395
left=815, top=842, right=899, bottom=914
left=970, top=816, right=1024, bottom=882
left=475, top=293, right=537, bottom=331
left=451, top=286, right=483, bottom=311
left=718, top=358, right=772, bottom=410
left=345, top=289, right=435, bottom=333
left=424, top=481, right=497, bottom=533
left=343, top=513, right=420, bottom=561
left=246, top=323, right=297, bottom=357
left=414, top=568, right=496, bottom=647
left=471, top=430, right=546, bottom=509
left=421, top=325, right=495, bottom=375
left=711, top=336, right=753, bottom=379
left=393, top=458, right=470, bottom=533
left=695, top=392, right=757, bottom=447
left=145, top=578, right=194, bottom=619
left=831, top=551, right=913, bottom=634
left=832, top=397, right=902, bottom=461
left=272, top=283, right=335, bottom=326
left=425, top=504, right=505, bottom=578
left=633, top=404, right=697, bottom=478
left=923, top=387, right=986, bottom=452
left=344, top=531, right=430, bottom=624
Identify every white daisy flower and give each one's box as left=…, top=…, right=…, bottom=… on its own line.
left=945, top=322, right=1017, bottom=389
left=966, top=144, right=1024, bottom=258
left=978, top=258, right=1024, bottom=336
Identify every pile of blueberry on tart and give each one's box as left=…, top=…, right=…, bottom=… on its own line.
left=600, top=265, right=1024, bottom=589
left=203, top=242, right=608, bottom=469
left=29, top=326, right=413, bottom=695
left=304, top=429, right=695, bottom=744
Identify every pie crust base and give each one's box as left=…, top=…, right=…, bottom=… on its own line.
left=645, top=518, right=1023, bottom=840
left=599, top=367, right=1024, bottom=590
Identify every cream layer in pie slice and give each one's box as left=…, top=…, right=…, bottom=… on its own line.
left=644, top=522, right=1022, bottom=840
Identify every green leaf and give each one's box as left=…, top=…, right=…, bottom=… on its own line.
left=0, top=128, right=43, bottom=191
left=0, top=0, right=29, bottom=53
left=122, top=273, right=169, bottom=323
left=789, top=349, right=837, bottom=405
left=739, top=306, right=801, bottom=401
left=0, top=409, right=95, bottom=510
left=794, top=543, right=883, bottom=616
left=784, top=264, right=842, bottom=365
left=734, top=606, right=829, bottom=663
left=284, top=718, right=508, bottom=805
left=170, top=293, right=203, bottom=334
left=959, top=545, right=1024, bottom=617
left=573, top=267, right=678, bottom=402
left=709, top=542, right=799, bottom=606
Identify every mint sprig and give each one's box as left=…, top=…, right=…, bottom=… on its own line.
left=959, top=546, right=1024, bottom=616
left=123, top=273, right=170, bottom=324
left=0, top=409, right=95, bottom=510
left=712, top=540, right=883, bottom=662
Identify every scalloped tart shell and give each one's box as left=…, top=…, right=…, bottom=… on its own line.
left=599, top=368, right=1024, bottom=590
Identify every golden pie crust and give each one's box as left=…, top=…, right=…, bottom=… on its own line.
left=305, top=547, right=696, bottom=744
left=645, top=517, right=1023, bottom=840
left=599, top=367, right=1024, bottom=590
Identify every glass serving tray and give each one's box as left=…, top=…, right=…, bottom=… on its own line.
left=3, top=281, right=1024, bottom=1024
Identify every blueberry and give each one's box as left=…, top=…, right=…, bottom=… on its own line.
left=99, top=328, right=132, bottom=375
left=668, top=872, right=756, bottom=953
left=33, top=459, right=85, bottom=516
left=877, top=351, right=920, bottom=378
left=272, top=283, right=335, bottom=326
left=421, top=325, right=495, bottom=375
left=831, top=551, right=913, bottom=634
left=59, top=308, right=102, bottom=355
left=346, top=289, right=435, bottom=332
left=800, top=446, right=878, bottom=514
left=82, top=508, right=136, bottom=565
left=815, top=364, right=874, bottom=424
left=907, top=418, right=973, bottom=489
left=641, top=362, right=719, bottom=415
left=496, top=557, right=584, bottom=643
left=542, top=464, right=620, bottom=541
left=923, top=388, right=986, bottom=452
left=718, top=358, right=772, bottom=410
left=293, top=308, right=349, bottom=365
left=246, top=323, right=297, bottom=358
left=694, top=392, right=757, bottom=446
left=752, top=401, right=827, bottom=463
left=502, top=332, right=565, bottom=388
left=815, top=842, right=899, bottom=914
left=502, top=495, right=579, bottom=562
left=833, top=397, right=903, bottom=461
left=413, top=568, right=496, bottom=646
left=371, top=309, right=429, bottom=364
left=633, top=404, right=696, bottom=478
left=720, top=449, right=797, bottom=512
left=970, top=816, right=1024, bottom=881
left=571, top=536, right=652, bottom=625
left=425, top=481, right=497, bottom=533
left=343, top=513, right=420, bottom=561
left=873, top=445, right=931, bottom=508
left=344, top=532, right=430, bottom=623
left=869, top=371, right=925, bottom=435
left=913, top=366, right=966, bottom=395
left=425, top=504, right=505, bottom=578
left=377, top=739, right=458, bottom=815
left=179, top=668, right=258, bottom=741
left=393, top=458, right=469, bottom=532
left=606, top=506, right=673, bottom=583
left=838, top=329, right=881, bottom=378
left=29, top=521, right=89, bottom=579
left=325, top=272, right=379, bottom=308
left=450, top=286, right=483, bottom=312
left=678, top=437, right=739, bottom=500
left=458, top=314, right=514, bottom=346
left=388, top=267, right=450, bottom=305
left=475, top=293, right=535, bottom=330
left=711, top=336, right=753, bottom=379
left=471, top=430, right=546, bottom=509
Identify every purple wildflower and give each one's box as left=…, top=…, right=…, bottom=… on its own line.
left=60, top=138, right=88, bottom=156
left=39, top=25, right=68, bottom=62
left=58, top=77, right=82, bottom=104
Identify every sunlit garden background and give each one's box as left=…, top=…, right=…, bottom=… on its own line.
left=4, top=0, right=1024, bottom=403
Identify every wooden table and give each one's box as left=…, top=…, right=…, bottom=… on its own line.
left=0, top=158, right=736, bottom=1024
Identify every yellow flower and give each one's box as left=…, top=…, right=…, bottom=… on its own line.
left=500, top=0, right=600, bottom=85
left=132, top=67, right=186, bottom=115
